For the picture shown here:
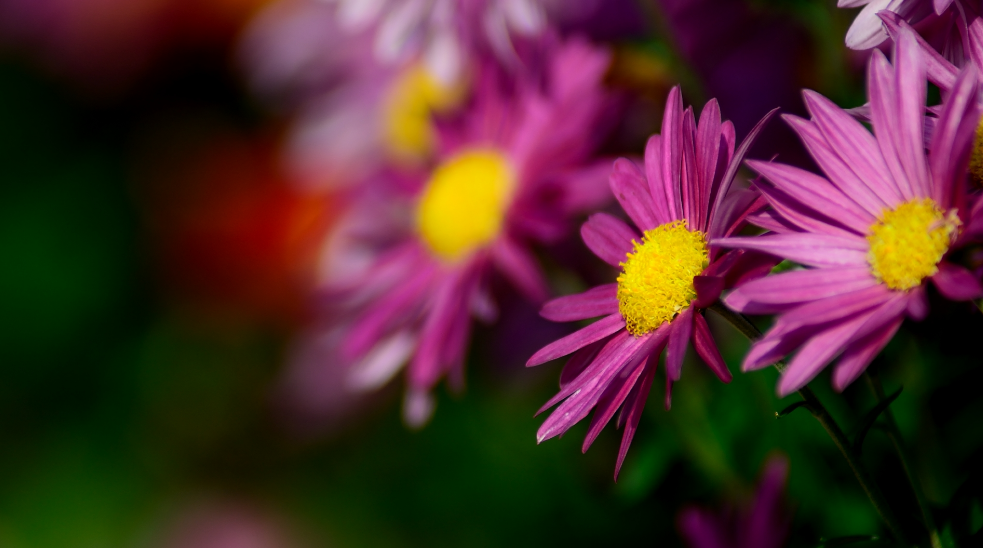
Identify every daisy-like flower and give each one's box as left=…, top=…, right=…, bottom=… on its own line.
left=677, top=455, right=792, bottom=548
left=838, top=0, right=977, bottom=53
left=717, top=26, right=983, bottom=397
left=525, top=87, right=776, bottom=476
left=322, top=0, right=554, bottom=85
left=325, top=37, right=616, bottom=426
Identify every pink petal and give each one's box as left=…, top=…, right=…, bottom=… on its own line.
left=540, top=284, right=619, bottom=322
left=892, top=28, right=931, bottom=198
left=932, top=261, right=983, bottom=301
left=693, top=312, right=731, bottom=382
left=928, top=64, right=980, bottom=208
left=610, top=158, right=660, bottom=232
left=643, top=134, right=675, bottom=225
left=746, top=160, right=875, bottom=233
left=696, top=98, right=722, bottom=230
left=665, top=305, right=694, bottom=383
left=558, top=340, right=604, bottom=390
left=832, top=317, right=903, bottom=391
left=868, top=49, right=914, bottom=201
left=693, top=275, right=725, bottom=308
left=614, top=358, right=659, bottom=480
left=582, top=357, right=648, bottom=453
left=492, top=237, right=549, bottom=304
left=526, top=313, right=626, bottom=366
left=879, top=11, right=957, bottom=91
left=580, top=212, right=638, bottom=267
left=660, top=86, right=684, bottom=220
left=725, top=267, right=878, bottom=315
left=777, top=311, right=874, bottom=396
left=906, top=284, right=929, bottom=320
left=708, top=108, right=778, bottom=233
left=715, top=233, right=868, bottom=268
left=680, top=106, right=700, bottom=227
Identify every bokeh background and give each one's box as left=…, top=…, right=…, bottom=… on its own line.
left=1, top=0, right=982, bottom=546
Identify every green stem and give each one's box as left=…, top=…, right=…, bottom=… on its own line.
left=863, top=372, right=942, bottom=548
left=707, top=302, right=911, bottom=546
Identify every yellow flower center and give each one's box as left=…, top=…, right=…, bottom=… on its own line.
left=383, top=64, right=466, bottom=163
left=969, top=117, right=983, bottom=188
left=416, top=149, right=515, bottom=262
left=616, top=220, right=709, bottom=336
left=867, top=198, right=959, bottom=291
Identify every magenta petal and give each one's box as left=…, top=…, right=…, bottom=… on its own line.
left=541, top=284, right=619, bottom=322
left=680, top=106, right=700, bottom=227
left=777, top=311, right=874, bottom=397
left=715, top=233, right=868, bottom=268
left=492, top=237, right=549, bottom=304
left=661, top=86, right=684, bottom=220
left=696, top=98, right=722, bottom=229
left=580, top=212, right=638, bottom=267
left=892, top=28, right=931, bottom=199
left=643, top=134, right=675, bottom=225
left=832, top=317, right=903, bottom=392
left=879, top=11, right=957, bottom=91
left=693, top=312, right=731, bottom=383
left=932, top=262, right=983, bottom=301
left=527, top=313, right=626, bottom=366
left=868, top=49, right=913, bottom=201
left=928, top=64, right=980, bottom=208
left=780, top=285, right=893, bottom=330
left=906, top=285, right=929, bottom=320
left=614, top=358, right=659, bottom=480
left=751, top=174, right=858, bottom=237
left=665, top=306, right=694, bottom=382
left=408, top=270, right=470, bottom=389
left=559, top=340, right=605, bottom=390
left=708, top=108, right=778, bottom=231
left=725, top=267, right=877, bottom=315
left=693, top=275, right=725, bottom=308
left=610, top=157, right=661, bottom=232
left=746, top=160, right=874, bottom=232
left=582, top=357, right=647, bottom=453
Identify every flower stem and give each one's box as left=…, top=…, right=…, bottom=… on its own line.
left=863, top=371, right=942, bottom=548
left=707, top=302, right=911, bottom=546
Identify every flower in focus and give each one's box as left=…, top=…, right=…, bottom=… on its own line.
left=317, top=36, right=617, bottom=427
left=678, top=454, right=793, bottom=548
left=526, top=87, right=776, bottom=476
left=838, top=0, right=974, bottom=55
left=718, top=27, right=983, bottom=397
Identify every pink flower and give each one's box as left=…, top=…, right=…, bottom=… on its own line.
left=678, top=455, right=793, bottom=548
left=318, top=36, right=616, bottom=427
left=718, top=26, right=983, bottom=397
left=526, top=87, right=775, bottom=477
left=839, top=0, right=975, bottom=55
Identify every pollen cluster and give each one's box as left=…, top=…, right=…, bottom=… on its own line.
left=616, top=220, right=709, bottom=336
left=867, top=198, right=959, bottom=291
left=417, top=149, right=515, bottom=262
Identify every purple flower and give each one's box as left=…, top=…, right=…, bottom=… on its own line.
left=322, top=37, right=616, bottom=427
left=839, top=0, right=975, bottom=54
left=717, top=26, right=983, bottom=397
left=678, top=455, right=793, bottom=548
left=526, top=87, right=775, bottom=477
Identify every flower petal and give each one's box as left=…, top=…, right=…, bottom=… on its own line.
left=693, top=312, right=731, bottom=382
left=932, top=262, right=983, bottom=301
left=540, top=284, right=619, bottom=322
left=526, top=313, right=626, bottom=366
left=832, top=317, right=903, bottom=391
left=725, top=267, right=878, bottom=315
left=580, top=212, right=638, bottom=266
left=610, top=157, right=660, bottom=231
left=715, top=233, right=868, bottom=268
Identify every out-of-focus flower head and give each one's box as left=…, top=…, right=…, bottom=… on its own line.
left=678, top=454, right=793, bottom=548
left=0, top=0, right=272, bottom=92
left=320, top=0, right=559, bottom=86
left=240, top=0, right=470, bottom=189
left=718, top=26, right=983, bottom=397
left=149, top=500, right=307, bottom=548
left=838, top=0, right=978, bottom=61
left=296, top=35, right=617, bottom=427
left=526, top=87, right=776, bottom=477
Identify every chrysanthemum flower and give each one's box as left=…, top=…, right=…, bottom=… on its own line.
left=526, top=87, right=775, bottom=476
left=718, top=27, right=983, bottom=397
left=838, top=0, right=974, bottom=53
left=325, top=37, right=617, bottom=426
left=677, top=455, right=792, bottom=548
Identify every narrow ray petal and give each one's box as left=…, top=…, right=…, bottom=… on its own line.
left=540, top=284, right=619, bottom=322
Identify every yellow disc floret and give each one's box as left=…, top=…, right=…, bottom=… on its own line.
left=867, top=198, right=960, bottom=291
left=417, top=149, right=515, bottom=262
left=617, top=220, right=709, bottom=336
left=383, top=64, right=467, bottom=163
